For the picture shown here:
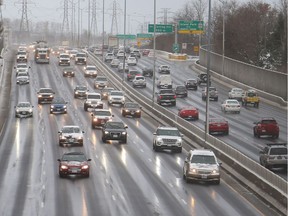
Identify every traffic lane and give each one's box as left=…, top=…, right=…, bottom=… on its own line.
left=84, top=104, right=269, bottom=216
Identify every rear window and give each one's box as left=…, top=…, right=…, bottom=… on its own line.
left=262, top=120, right=277, bottom=124
left=88, top=94, right=101, bottom=99
left=270, top=148, right=287, bottom=155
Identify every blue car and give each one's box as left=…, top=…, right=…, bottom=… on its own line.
left=50, top=97, right=67, bottom=114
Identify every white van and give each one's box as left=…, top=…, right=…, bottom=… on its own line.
left=157, top=75, right=173, bottom=89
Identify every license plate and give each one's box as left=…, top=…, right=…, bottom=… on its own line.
left=262, top=130, right=266, bottom=132
left=131, top=112, right=135, bottom=114
left=201, top=174, right=207, bottom=179
left=71, top=169, right=78, bottom=173
left=69, top=139, right=74, bottom=142
left=113, top=135, right=118, bottom=138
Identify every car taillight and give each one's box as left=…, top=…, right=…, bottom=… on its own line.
left=159, top=96, right=163, bottom=99
left=173, top=95, right=176, bottom=99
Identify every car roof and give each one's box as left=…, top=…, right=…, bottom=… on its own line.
left=157, top=126, right=179, bottom=130
left=62, top=151, right=85, bottom=156
left=189, top=149, right=216, bottom=156
left=62, top=125, right=80, bottom=128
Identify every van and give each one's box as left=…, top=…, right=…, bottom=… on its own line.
left=157, top=75, right=173, bottom=89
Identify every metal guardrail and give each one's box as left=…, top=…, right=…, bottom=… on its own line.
left=87, top=51, right=287, bottom=212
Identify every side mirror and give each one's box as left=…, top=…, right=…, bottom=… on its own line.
left=82, top=131, right=85, bottom=133
left=57, top=159, right=61, bottom=162
left=87, top=159, right=92, bottom=161
left=58, top=131, right=61, bottom=134
left=259, top=150, right=264, bottom=154
left=218, top=161, right=222, bottom=166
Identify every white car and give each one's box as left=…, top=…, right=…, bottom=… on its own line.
left=132, top=76, right=146, bottom=88
left=94, top=76, right=108, bottom=89
left=94, top=48, right=102, bottom=55
left=108, top=90, right=125, bottom=106
left=221, top=99, right=241, bottom=113
left=158, top=65, right=170, bottom=74
left=228, top=88, right=244, bottom=100
left=116, top=50, right=125, bottom=58
left=118, top=62, right=129, bottom=72
left=16, top=72, right=30, bottom=85
left=15, top=102, right=33, bottom=118
left=84, top=65, right=98, bottom=78
left=183, top=149, right=221, bottom=184
left=127, top=57, right=137, bottom=66
left=84, top=93, right=103, bottom=111
left=14, top=63, right=29, bottom=76
left=58, top=125, right=85, bottom=146
left=104, top=53, right=114, bottom=62
left=110, top=58, right=120, bottom=68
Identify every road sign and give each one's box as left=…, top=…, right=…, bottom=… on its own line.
left=148, top=24, right=173, bottom=33
left=137, top=33, right=153, bottom=39
left=178, top=20, right=204, bottom=34
left=172, top=43, right=180, bottom=53
left=182, top=43, right=187, bottom=49
left=116, top=34, right=136, bottom=39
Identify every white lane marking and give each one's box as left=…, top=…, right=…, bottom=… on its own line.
left=112, top=195, right=116, bottom=201
left=181, top=199, right=187, bottom=205
left=148, top=158, right=152, bottom=162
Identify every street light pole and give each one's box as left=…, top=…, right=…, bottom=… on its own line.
left=152, top=0, right=156, bottom=107
left=122, top=0, right=127, bottom=90
left=219, top=0, right=226, bottom=76
left=204, top=0, right=212, bottom=143
left=102, top=0, right=105, bottom=61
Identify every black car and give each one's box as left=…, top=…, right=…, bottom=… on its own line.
left=57, top=152, right=91, bottom=178
left=175, top=85, right=188, bottom=97
left=74, top=85, right=89, bottom=99
left=50, top=97, right=68, bottom=114
left=197, top=73, right=211, bottom=86
left=185, top=78, right=198, bottom=90
left=62, top=67, right=75, bottom=77
left=142, top=67, right=153, bottom=77
left=101, top=121, right=128, bottom=144
left=37, top=88, right=55, bottom=104
left=121, top=102, right=142, bottom=118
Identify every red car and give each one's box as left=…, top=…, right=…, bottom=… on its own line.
left=142, top=49, right=150, bottom=56
left=57, top=152, right=91, bottom=178
left=178, top=106, right=199, bottom=120
left=253, top=117, right=279, bottom=138
left=209, top=118, right=229, bottom=135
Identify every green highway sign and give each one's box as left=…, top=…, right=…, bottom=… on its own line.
left=178, top=20, right=204, bottom=31
left=172, top=43, right=180, bottom=53
left=148, top=24, right=173, bottom=33
left=116, top=34, right=136, bottom=39
left=137, top=33, right=153, bottom=38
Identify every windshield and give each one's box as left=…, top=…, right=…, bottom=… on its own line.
left=62, top=127, right=81, bottom=133
left=88, top=94, right=101, bottom=99
left=125, top=103, right=139, bottom=108
left=248, top=92, right=256, bottom=97
left=60, top=54, right=69, bottom=58
left=62, top=154, right=86, bottom=162
left=76, top=53, right=86, bottom=57
left=270, top=148, right=287, bottom=155
left=157, top=129, right=180, bottom=136
left=96, top=77, right=107, bottom=81
left=39, top=88, right=54, bottom=93
left=105, top=122, right=125, bottom=129
left=18, top=102, right=31, bottom=107
left=111, top=92, right=123, bottom=96
left=191, top=155, right=216, bottom=164
left=86, top=66, right=96, bottom=70
left=76, top=86, right=87, bottom=91
left=95, top=110, right=111, bottom=116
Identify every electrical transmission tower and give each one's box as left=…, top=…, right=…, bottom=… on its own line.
left=90, top=0, right=98, bottom=44
left=19, top=0, right=29, bottom=33
left=110, top=0, right=118, bottom=35
left=61, top=0, right=70, bottom=37
left=159, top=8, right=172, bottom=24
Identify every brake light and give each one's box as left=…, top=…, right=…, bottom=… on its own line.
left=159, top=96, right=163, bottom=99
left=173, top=95, right=176, bottom=99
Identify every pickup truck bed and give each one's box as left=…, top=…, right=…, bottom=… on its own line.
left=156, top=89, right=176, bottom=106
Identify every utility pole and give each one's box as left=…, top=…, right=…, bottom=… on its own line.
left=110, top=0, right=118, bottom=35
left=90, top=0, right=98, bottom=45
left=18, top=0, right=30, bottom=39
left=62, top=0, right=70, bottom=39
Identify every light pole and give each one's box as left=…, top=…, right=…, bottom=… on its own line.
left=122, top=0, right=127, bottom=90
left=152, top=0, right=156, bottom=107
left=204, top=0, right=212, bottom=143
left=102, top=0, right=105, bottom=61
left=219, top=0, right=226, bottom=76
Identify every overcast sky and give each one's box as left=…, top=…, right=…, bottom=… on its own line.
left=2, top=0, right=278, bottom=34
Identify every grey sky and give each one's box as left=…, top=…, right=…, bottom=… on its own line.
left=2, top=0, right=278, bottom=35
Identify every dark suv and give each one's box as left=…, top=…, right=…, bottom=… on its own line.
left=101, top=121, right=128, bottom=144
left=259, top=143, right=287, bottom=170
left=175, top=85, right=188, bottom=98
left=142, top=67, right=153, bottom=77
left=197, top=73, right=211, bottom=86
left=121, top=102, right=142, bottom=118
left=37, top=88, right=55, bottom=104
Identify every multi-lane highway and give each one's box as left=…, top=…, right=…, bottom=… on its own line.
left=0, top=47, right=284, bottom=216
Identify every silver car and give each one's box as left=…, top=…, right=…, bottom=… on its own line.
left=16, top=72, right=29, bottom=85
left=94, top=76, right=108, bottom=89
left=183, top=149, right=221, bottom=184
left=15, top=102, right=33, bottom=118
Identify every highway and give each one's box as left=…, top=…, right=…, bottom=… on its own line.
left=0, top=48, right=283, bottom=216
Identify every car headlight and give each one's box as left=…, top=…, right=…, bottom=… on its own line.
left=82, top=165, right=89, bottom=169
left=136, top=110, right=140, bottom=113
left=29, top=109, right=32, bottom=112
left=61, top=165, right=68, bottom=169
left=93, top=118, right=98, bottom=122
left=75, top=91, right=79, bottom=94
left=63, top=106, right=67, bottom=108
left=38, top=95, right=42, bottom=98
left=49, top=95, right=53, bottom=98
left=51, top=105, right=54, bottom=108
left=121, top=132, right=126, bottom=135
left=189, top=168, right=197, bottom=173
left=78, top=136, right=83, bottom=140
left=212, top=169, right=219, bottom=174
left=104, top=131, right=109, bottom=134
left=156, top=138, right=163, bottom=145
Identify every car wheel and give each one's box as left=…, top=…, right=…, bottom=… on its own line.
left=102, top=137, right=106, bottom=143
left=59, top=172, right=65, bottom=178
left=177, top=147, right=182, bottom=153
left=214, top=179, right=220, bottom=185
left=253, top=129, right=257, bottom=137
left=274, top=134, right=279, bottom=139
left=122, top=138, right=127, bottom=144
left=226, top=130, right=229, bottom=135
left=84, top=105, right=88, bottom=111
left=202, top=97, right=206, bottom=101
left=85, top=172, right=90, bottom=178
left=137, top=114, right=141, bottom=118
